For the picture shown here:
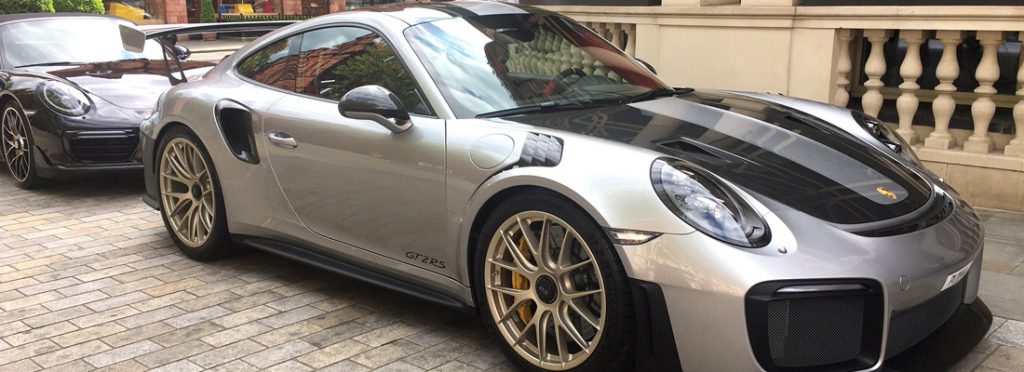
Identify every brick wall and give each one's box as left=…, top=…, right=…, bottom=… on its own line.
left=164, top=0, right=188, bottom=23
left=283, top=0, right=302, bottom=15
left=329, top=0, right=345, bottom=12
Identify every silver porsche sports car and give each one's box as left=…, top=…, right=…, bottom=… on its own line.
left=139, top=2, right=991, bottom=371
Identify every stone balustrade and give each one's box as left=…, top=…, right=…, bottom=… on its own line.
left=836, top=29, right=1024, bottom=157
left=581, top=21, right=638, bottom=57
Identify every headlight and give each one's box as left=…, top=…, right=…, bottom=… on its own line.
left=651, top=159, right=770, bottom=247
left=40, top=81, right=91, bottom=116
left=853, top=112, right=920, bottom=164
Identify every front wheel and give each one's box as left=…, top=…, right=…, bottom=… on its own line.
left=157, top=126, right=231, bottom=260
left=474, top=192, right=635, bottom=371
left=2, top=103, right=45, bottom=189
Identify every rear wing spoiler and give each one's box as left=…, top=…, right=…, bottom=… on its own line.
left=119, top=21, right=296, bottom=52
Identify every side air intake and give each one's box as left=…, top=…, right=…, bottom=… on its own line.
left=215, top=100, right=258, bottom=164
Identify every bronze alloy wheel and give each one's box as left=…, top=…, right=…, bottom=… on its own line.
left=159, top=137, right=216, bottom=248
left=2, top=106, right=31, bottom=182
left=483, top=211, right=607, bottom=370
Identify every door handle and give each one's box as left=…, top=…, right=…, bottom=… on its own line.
left=267, top=131, right=298, bottom=149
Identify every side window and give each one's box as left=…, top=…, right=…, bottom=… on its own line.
left=297, top=27, right=429, bottom=115
left=237, top=37, right=298, bottom=91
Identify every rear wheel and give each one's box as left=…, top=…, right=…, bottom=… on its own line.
left=474, top=192, right=635, bottom=371
left=157, top=127, right=231, bottom=260
left=2, top=103, right=45, bottom=189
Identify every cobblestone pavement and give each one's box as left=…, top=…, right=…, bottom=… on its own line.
left=0, top=175, right=513, bottom=371
left=1, top=174, right=1023, bottom=371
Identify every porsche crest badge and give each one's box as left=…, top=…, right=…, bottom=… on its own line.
left=876, top=186, right=898, bottom=200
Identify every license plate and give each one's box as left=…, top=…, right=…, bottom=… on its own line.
left=941, top=260, right=973, bottom=292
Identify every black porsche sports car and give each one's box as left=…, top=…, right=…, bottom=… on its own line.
left=0, top=13, right=288, bottom=188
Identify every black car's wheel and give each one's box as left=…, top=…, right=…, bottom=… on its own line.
left=2, top=103, right=45, bottom=189
left=156, top=126, right=231, bottom=260
left=474, top=191, right=635, bottom=371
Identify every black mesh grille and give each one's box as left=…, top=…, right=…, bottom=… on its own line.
left=66, top=130, right=139, bottom=163
left=886, top=280, right=965, bottom=357
left=766, top=295, right=865, bottom=367
left=746, top=279, right=883, bottom=372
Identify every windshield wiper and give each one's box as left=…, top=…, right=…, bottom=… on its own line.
left=620, top=87, right=695, bottom=104
left=15, top=61, right=83, bottom=68
left=476, top=101, right=602, bottom=118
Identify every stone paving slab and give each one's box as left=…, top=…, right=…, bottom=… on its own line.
left=0, top=175, right=1023, bottom=371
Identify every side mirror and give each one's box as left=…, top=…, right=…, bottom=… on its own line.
left=637, top=58, right=657, bottom=75
left=174, top=45, right=191, bottom=61
left=338, top=85, right=412, bottom=133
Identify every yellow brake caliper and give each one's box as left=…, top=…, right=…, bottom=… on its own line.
left=511, top=235, right=534, bottom=323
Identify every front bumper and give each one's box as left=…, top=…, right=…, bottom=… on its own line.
left=26, top=109, right=144, bottom=179
left=883, top=299, right=991, bottom=372
left=617, top=201, right=986, bottom=371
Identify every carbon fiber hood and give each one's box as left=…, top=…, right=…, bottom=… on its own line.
left=498, top=90, right=934, bottom=226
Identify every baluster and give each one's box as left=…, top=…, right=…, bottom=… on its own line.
left=964, top=31, right=1004, bottom=153
left=896, top=30, right=925, bottom=144
left=862, top=30, right=893, bottom=117
left=625, top=24, right=637, bottom=57
left=1005, top=41, right=1024, bottom=156
left=610, top=23, right=623, bottom=50
left=924, top=30, right=962, bottom=149
left=832, top=29, right=854, bottom=107
left=594, top=22, right=607, bottom=39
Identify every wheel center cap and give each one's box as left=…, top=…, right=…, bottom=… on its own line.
left=535, top=275, right=558, bottom=304
left=190, top=184, right=203, bottom=200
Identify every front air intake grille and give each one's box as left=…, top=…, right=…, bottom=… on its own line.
left=886, top=279, right=966, bottom=357
left=766, top=295, right=864, bottom=367
left=746, top=279, right=884, bottom=372
left=65, top=130, right=140, bottom=163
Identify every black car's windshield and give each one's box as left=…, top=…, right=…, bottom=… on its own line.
left=2, top=18, right=165, bottom=68
left=405, top=14, right=669, bottom=118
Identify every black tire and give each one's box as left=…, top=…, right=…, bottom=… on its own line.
left=473, top=190, right=635, bottom=372
left=156, top=126, right=232, bottom=261
left=1, top=102, right=47, bottom=189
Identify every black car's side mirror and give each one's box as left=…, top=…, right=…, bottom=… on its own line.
left=338, top=85, right=412, bottom=133
left=174, top=45, right=191, bottom=61
left=637, top=59, right=657, bottom=75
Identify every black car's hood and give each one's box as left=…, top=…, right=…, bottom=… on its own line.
left=498, top=90, right=934, bottom=226
left=20, top=60, right=212, bottom=110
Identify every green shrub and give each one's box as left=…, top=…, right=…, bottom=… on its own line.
left=52, top=0, right=104, bottom=14
left=0, top=0, right=56, bottom=15
left=200, top=0, right=215, bottom=23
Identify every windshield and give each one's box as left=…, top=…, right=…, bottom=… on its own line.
left=404, top=14, right=668, bottom=118
left=2, top=18, right=166, bottom=68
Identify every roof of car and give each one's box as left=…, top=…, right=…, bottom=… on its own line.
left=349, top=0, right=542, bottom=25
left=0, top=12, right=126, bottom=27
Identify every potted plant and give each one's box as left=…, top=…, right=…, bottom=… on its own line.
left=200, top=0, right=217, bottom=41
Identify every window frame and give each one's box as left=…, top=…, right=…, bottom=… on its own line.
left=232, top=22, right=437, bottom=118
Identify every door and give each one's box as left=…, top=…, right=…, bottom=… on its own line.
left=262, top=26, right=450, bottom=274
